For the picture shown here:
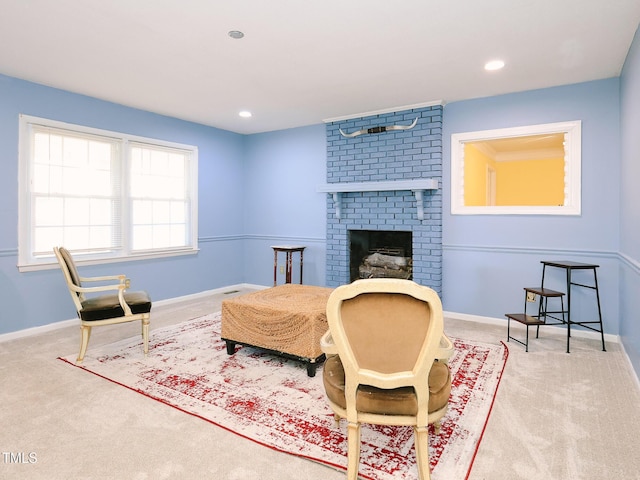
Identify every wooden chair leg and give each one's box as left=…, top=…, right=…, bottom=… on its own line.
left=333, top=413, right=341, bottom=427
left=347, top=422, right=361, bottom=480
left=142, top=317, right=150, bottom=355
left=414, top=425, right=431, bottom=480
left=77, top=324, right=91, bottom=363
left=433, top=419, right=442, bottom=434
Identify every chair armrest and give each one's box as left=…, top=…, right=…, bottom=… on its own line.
left=80, top=275, right=130, bottom=288
left=320, top=330, right=339, bottom=356
left=70, top=282, right=134, bottom=316
left=69, top=283, right=126, bottom=294
left=437, top=333, right=454, bottom=363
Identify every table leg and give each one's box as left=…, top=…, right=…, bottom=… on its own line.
left=566, top=268, right=572, bottom=353
left=286, top=252, right=292, bottom=283
left=273, top=251, right=278, bottom=286
left=593, top=269, right=606, bottom=351
left=299, top=250, right=304, bottom=284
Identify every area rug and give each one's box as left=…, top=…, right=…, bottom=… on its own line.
left=59, top=313, right=508, bottom=480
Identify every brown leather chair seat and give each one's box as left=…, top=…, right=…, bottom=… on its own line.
left=80, top=291, right=152, bottom=321
left=323, top=354, right=451, bottom=416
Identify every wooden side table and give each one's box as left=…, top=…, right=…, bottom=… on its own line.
left=271, top=245, right=305, bottom=286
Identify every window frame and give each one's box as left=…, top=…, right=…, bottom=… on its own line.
left=18, top=114, right=199, bottom=272
left=450, top=120, right=582, bottom=215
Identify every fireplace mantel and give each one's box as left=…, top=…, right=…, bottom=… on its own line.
left=317, top=178, right=438, bottom=220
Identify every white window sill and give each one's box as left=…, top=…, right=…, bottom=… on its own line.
left=18, top=248, right=199, bottom=273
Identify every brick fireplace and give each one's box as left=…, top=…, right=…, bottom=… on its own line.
left=322, top=104, right=443, bottom=294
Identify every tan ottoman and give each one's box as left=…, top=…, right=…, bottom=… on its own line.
left=221, top=284, right=333, bottom=376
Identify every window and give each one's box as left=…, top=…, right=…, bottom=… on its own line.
left=450, top=121, right=581, bottom=215
left=18, top=115, right=198, bottom=271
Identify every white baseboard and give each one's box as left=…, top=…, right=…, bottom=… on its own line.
left=0, top=283, right=268, bottom=344
left=0, top=317, right=80, bottom=343
left=444, top=310, right=620, bottom=344
left=0, top=288, right=620, bottom=347
left=152, top=283, right=268, bottom=307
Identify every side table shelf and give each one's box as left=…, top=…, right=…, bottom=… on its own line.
left=506, top=287, right=566, bottom=352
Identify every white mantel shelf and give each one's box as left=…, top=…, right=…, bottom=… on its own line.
left=317, top=178, right=439, bottom=220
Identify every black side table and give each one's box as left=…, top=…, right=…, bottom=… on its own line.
left=540, top=260, right=606, bottom=353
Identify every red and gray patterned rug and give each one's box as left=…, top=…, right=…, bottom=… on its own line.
left=59, top=313, right=508, bottom=480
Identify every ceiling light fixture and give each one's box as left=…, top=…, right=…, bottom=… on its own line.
left=239, top=111, right=252, bottom=118
left=485, top=59, right=505, bottom=71
left=228, top=30, right=244, bottom=39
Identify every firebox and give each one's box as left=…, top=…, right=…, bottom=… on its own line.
left=349, top=230, right=412, bottom=282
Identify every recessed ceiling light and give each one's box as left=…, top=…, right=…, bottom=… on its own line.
left=228, top=30, right=244, bottom=40
left=485, top=60, right=505, bottom=71
left=239, top=111, right=252, bottom=118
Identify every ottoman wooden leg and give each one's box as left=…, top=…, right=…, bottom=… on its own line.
left=224, top=340, right=236, bottom=355
left=307, top=362, right=317, bottom=377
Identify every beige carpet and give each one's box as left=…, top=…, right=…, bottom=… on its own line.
left=1, top=286, right=639, bottom=479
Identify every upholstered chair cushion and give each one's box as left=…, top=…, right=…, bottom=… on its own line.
left=59, top=247, right=81, bottom=288
left=79, top=291, right=152, bottom=321
left=323, top=354, right=451, bottom=416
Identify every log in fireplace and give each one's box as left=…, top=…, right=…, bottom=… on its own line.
left=349, top=230, right=412, bottom=282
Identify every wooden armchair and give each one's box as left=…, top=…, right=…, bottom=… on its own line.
left=53, top=247, right=152, bottom=363
left=320, top=278, right=453, bottom=480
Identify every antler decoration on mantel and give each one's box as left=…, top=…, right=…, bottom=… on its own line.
left=339, top=117, right=418, bottom=138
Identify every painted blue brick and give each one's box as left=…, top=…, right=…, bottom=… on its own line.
left=367, top=174, right=384, bottom=181
left=344, top=145, right=362, bottom=153
left=368, top=206, right=388, bottom=214
left=421, top=146, right=441, bottom=155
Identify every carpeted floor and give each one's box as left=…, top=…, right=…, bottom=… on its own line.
left=1, top=286, right=640, bottom=479
left=58, top=312, right=507, bottom=480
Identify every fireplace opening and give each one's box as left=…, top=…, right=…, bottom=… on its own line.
left=349, top=230, right=412, bottom=282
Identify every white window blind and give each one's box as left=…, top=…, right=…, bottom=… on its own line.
left=129, top=143, right=192, bottom=252
left=18, top=115, right=198, bottom=270
left=30, top=126, right=121, bottom=256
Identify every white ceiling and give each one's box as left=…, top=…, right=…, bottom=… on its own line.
left=2, top=0, right=639, bottom=135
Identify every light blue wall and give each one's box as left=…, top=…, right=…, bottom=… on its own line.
left=2, top=53, right=638, bottom=380
left=0, top=74, right=246, bottom=334
left=620, top=25, right=640, bottom=373
left=242, top=125, right=327, bottom=287
left=245, top=78, right=628, bottom=342
left=442, top=78, right=622, bottom=335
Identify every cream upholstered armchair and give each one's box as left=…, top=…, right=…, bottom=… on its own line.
left=54, top=247, right=152, bottom=363
left=320, top=278, right=453, bottom=480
